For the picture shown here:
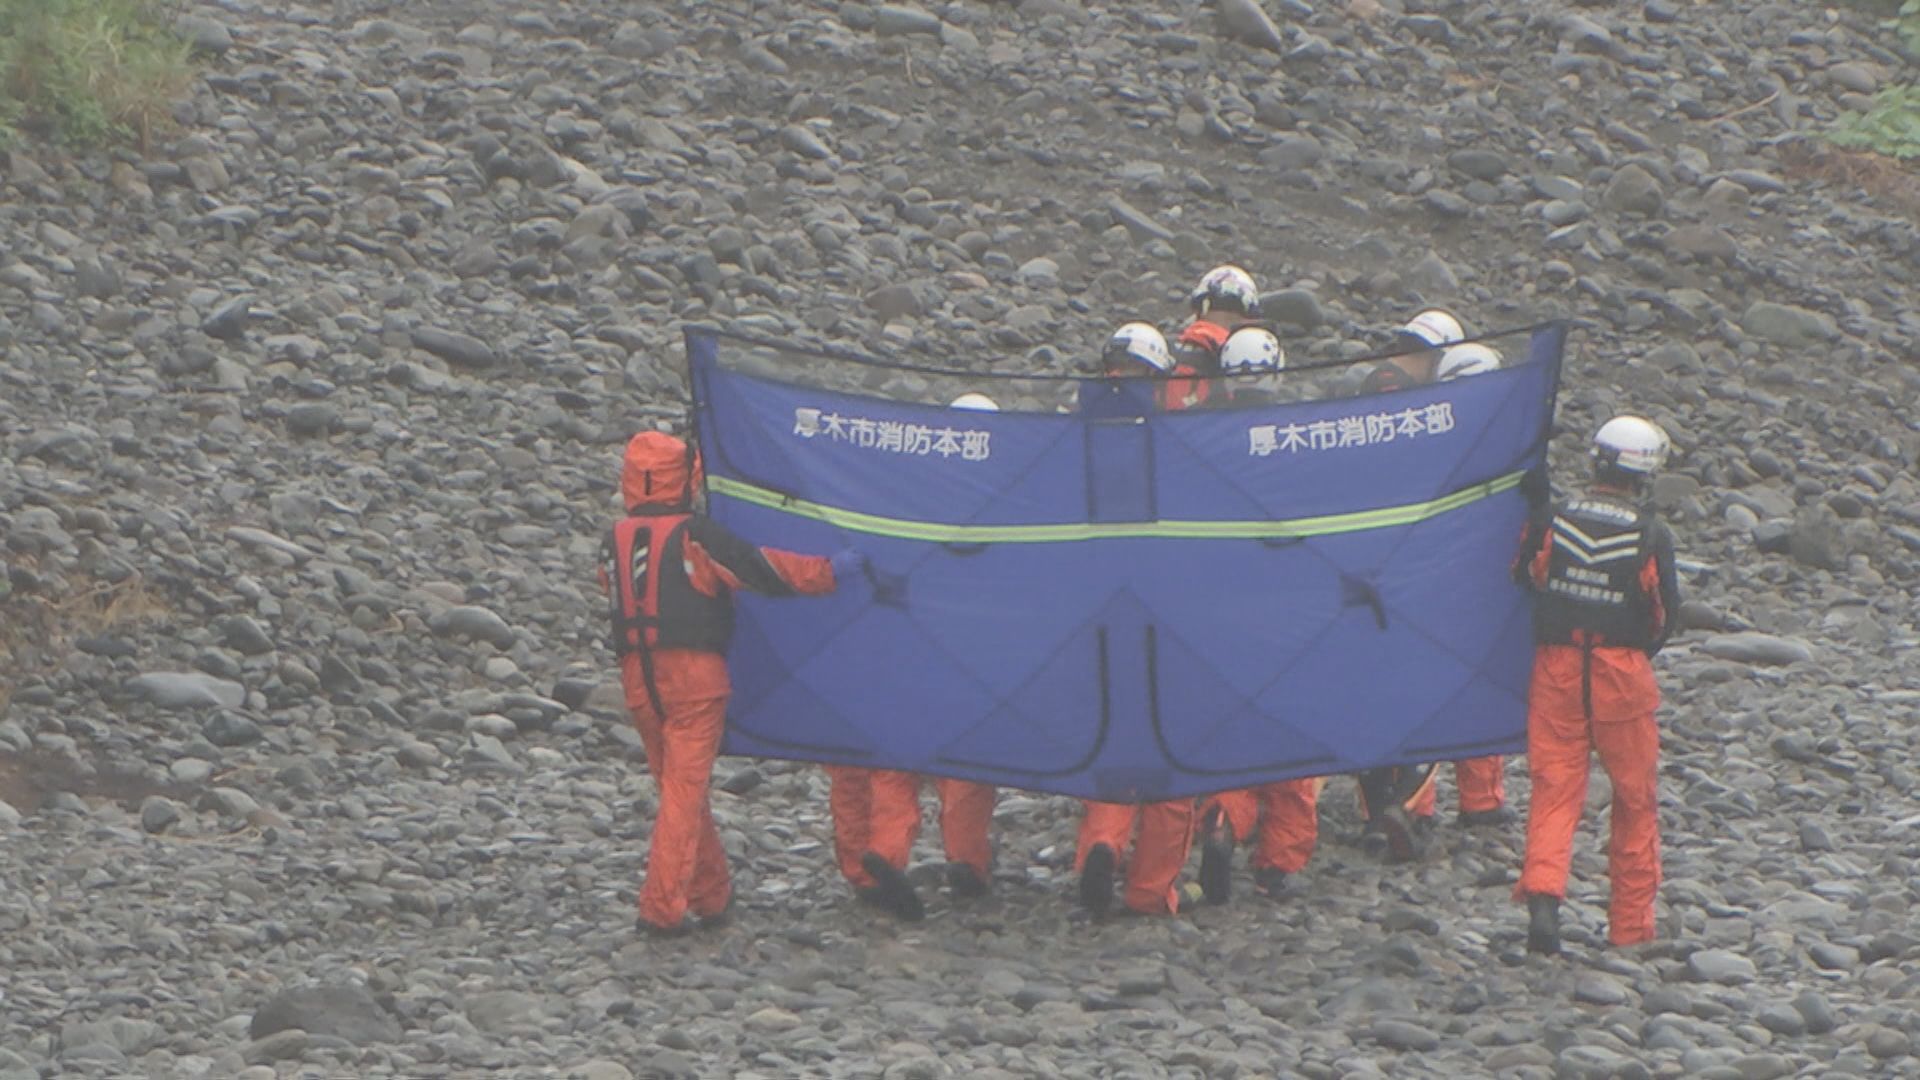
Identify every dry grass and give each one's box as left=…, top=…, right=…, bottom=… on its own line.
left=0, top=562, right=171, bottom=709
left=1780, top=139, right=1920, bottom=220
left=0, top=565, right=202, bottom=817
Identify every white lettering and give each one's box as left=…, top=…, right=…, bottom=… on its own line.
left=792, top=407, right=994, bottom=462
left=1365, top=413, right=1397, bottom=445
left=1336, top=416, right=1368, bottom=448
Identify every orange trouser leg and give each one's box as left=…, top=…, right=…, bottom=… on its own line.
left=1253, top=778, right=1322, bottom=873
left=635, top=695, right=729, bottom=929
left=1516, top=697, right=1593, bottom=901
left=1454, top=755, right=1507, bottom=814
left=1200, top=788, right=1260, bottom=843
left=1122, top=799, right=1196, bottom=915
left=1594, top=711, right=1660, bottom=945
left=866, top=770, right=924, bottom=871
left=935, top=778, right=995, bottom=875
left=1410, top=772, right=1438, bottom=819
left=825, top=765, right=876, bottom=889
left=1076, top=801, right=1137, bottom=870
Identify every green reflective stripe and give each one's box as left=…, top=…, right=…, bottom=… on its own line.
left=708, top=471, right=1526, bottom=543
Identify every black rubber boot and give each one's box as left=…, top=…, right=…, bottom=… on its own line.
left=861, top=852, right=925, bottom=922
left=636, top=916, right=690, bottom=939
left=946, top=862, right=989, bottom=899
left=1252, top=866, right=1290, bottom=898
left=1078, top=843, right=1116, bottom=917
left=1459, top=806, right=1516, bottom=828
left=1375, top=805, right=1421, bottom=864
left=1527, top=893, right=1562, bottom=956
left=1199, top=806, right=1235, bottom=906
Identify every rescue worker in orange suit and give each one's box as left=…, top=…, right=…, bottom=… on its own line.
left=1075, top=323, right=1198, bottom=917
left=1513, top=416, right=1679, bottom=954
left=825, top=758, right=996, bottom=916
left=602, top=430, right=862, bottom=935
left=1351, top=310, right=1512, bottom=862
left=1170, top=265, right=1264, bottom=409
left=823, top=393, right=1003, bottom=920
left=824, top=765, right=931, bottom=920
left=1194, top=326, right=1325, bottom=903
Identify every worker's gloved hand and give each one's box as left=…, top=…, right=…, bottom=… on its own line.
left=830, top=549, right=870, bottom=581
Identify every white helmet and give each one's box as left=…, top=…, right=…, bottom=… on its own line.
left=1190, top=265, right=1261, bottom=317
left=950, top=392, right=999, bottom=411
left=1592, top=416, right=1670, bottom=476
left=1102, top=322, right=1175, bottom=374
left=1436, top=342, right=1501, bottom=381
left=1398, top=309, right=1466, bottom=350
left=1219, top=326, right=1285, bottom=374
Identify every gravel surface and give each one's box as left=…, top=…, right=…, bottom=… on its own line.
left=2, top=0, right=1917, bottom=1075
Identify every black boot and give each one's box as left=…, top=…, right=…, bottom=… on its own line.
left=946, top=862, right=989, bottom=899
left=636, top=916, right=691, bottom=939
left=1199, top=806, right=1235, bottom=906
left=1527, top=893, right=1562, bottom=956
left=1078, top=843, right=1116, bottom=917
left=861, top=853, right=925, bottom=922
left=1459, top=805, right=1515, bottom=828
left=1375, top=805, right=1421, bottom=864
left=1252, top=866, right=1290, bottom=898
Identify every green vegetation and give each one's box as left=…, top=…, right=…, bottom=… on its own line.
left=1829, top=85, right=1920, bottom=160
left=1901, top=0, right=1920, bottom=53
left=1826, top=0, right=1920, bottom=161
left=0, top=0, right=196, bottom=147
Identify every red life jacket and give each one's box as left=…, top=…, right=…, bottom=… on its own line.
left=603, top=511, right=738, bottom=715
left=1162, top=364, right=1211, bottom=411
left=1167, top=321, right=1231, bottom=411
left=603, top=513, right=738, bottom=658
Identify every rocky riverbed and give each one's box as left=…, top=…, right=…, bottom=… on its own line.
left=1, top=0, right=1917, bottom=1076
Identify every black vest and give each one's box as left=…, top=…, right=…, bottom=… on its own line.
left=1532, top=494, right=1658, bottom=649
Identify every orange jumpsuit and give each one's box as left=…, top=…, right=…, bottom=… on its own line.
left=826, top=769, right=996, bottom=889
left=1201, top=777, right=1325, bottom=875
left=1511, top=486, right=1679, bottom=946
left=603, top=432, right=838, bottom=932
left=1075, top=799, right=1196, bottom=914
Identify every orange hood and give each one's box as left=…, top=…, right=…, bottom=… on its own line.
left=621, top=431, right=703, bottom=511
